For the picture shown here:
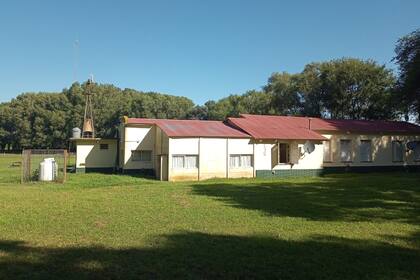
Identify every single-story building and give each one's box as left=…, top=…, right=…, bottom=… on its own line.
left=72, top=114, right=420, bottom=181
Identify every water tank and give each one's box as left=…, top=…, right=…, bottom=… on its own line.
left=39, top=158, right=57, bottom=181
left=72, top=127, right=81, bottom=139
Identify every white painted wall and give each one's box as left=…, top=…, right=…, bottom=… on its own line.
left=167, top=137, right=324, bottom=180
left=76, top=144, right=94, bottom=168
left=169, top=138, right=199, bottom=154
left=167, top=137, right=255, bottom=181
left=322, top=133, right=420, bottom=167
left=76, top=139, right=117, bottom=169
left=200, top=138, right=227, bottom=180
left=228, top=138, right=254, bottom=178
left=123, top=126, right=155, bottom=170
left=118, top=124, right=125, bottom=168
left=168, top=138, right=199, bottom=181
left=155, top=126, right=169, bottom=180
left=254, top=143, right=273, bottom=171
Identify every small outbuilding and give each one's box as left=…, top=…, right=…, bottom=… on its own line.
left=71, top=138, right=118, bottom=173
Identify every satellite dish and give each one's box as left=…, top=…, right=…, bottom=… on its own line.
left=406, top=141, right=418, bottom=150
left=304, top=141, right=315, bottom=154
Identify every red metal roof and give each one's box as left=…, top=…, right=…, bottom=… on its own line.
left=228, top=115, right=327, bottom=140
left=310, top=118, right=420, bottom=133
left=229, top=114, right=420, bottom=138
left=125, top=115, right=420, bottom=140
left=126, top=118, right=251, bottom=138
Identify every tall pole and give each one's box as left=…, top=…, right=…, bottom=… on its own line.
left=82, top=78, right=95, bottom=138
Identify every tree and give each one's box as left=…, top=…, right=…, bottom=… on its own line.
left=297, top=58, right=396, bottom=120
left=238, top=90, right=276, bottom=115
left=0, top=56, right=401, bottom=150
left=264, top=72, right=302, bottom=115
left=187, top=105, right=209, bottom=120
left=0, top=103, right=12, bottom=150
left=394, top=29, right=420, bottom=121
left=0, top=82, right=195, bottom=149
left=295, top=63, right=324, bottom=117
left=206, top=98, right=238, bottom=120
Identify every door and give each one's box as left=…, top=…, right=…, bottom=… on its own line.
left=279, top=143, right=289, bottom=163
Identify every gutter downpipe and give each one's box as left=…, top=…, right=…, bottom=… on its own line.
left=160, top=155, right=163, bottom=181
left=198, top=137, right=201, bottom=181
left=226, top=138, right=229, bottom=179
left=253, top=141, right=256, bottom=178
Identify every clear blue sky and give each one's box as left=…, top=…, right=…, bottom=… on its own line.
left=0, top=0, right=419, bottom=104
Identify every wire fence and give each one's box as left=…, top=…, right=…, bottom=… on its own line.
left=21, top=149, right=68, bottom=183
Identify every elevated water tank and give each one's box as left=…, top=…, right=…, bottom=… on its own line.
left=39, top=158, right=57, bottom=181
left=72, top=127, right=81, bottom=139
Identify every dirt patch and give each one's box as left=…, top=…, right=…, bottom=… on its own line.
left=93, top=221, right=107, bottom=229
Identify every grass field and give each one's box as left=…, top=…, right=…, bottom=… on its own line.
left=0, top=154, right=419, bottom=279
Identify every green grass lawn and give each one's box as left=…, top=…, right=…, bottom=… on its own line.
left=0, top=154, right=419, bottom=279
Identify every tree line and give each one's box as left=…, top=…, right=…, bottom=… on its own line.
left=0, top=85, right=194, bottom=150
left=0, top=29, right=419, bottom=150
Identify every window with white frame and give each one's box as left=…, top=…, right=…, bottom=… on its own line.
left=415, top=142, right=420, bottom=161
left=360, top=140, right=372, bottom=162
left=392, top=141, right=404, bottom=162
left=323, top=141, right=332, bottom=162
left=229, top=155, right=252, bottom=168
left=340, top=140, right=352, bottom=162
left=172, top=155, right=198, bottom=169
left=132, top=150, right=152, bottom=162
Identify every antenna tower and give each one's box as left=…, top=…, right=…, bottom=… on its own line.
left=82, top=77, right=95, bottom=138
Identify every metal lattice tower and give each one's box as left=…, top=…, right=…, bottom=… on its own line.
left=82, top=78, right=95, bottom=138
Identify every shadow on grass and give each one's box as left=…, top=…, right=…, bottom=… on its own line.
left=192, top=173, right=420, bottom=224
left=0, top=232, right=419, bottom=280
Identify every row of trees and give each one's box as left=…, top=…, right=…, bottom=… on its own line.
left=0, top=29, right=419, bottom=150
left=0, top=84, right=194, bottom=150
left=192, top=58, right=396, bottom=121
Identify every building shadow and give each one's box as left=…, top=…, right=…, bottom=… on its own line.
left=192, top=173, right=420, bottom=224
left=0, top=231, right=418, bottom=279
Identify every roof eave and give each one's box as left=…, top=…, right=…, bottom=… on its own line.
left=313, top=129, right=420, bottom=135
left=166, top=134, right=251, bottom=138
left=253, top=136, right=327, bottom=141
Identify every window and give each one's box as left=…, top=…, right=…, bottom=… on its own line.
left=172, top=155, right=198, bottom=169
left=132, top=150, right=152, bottom=162
left=360, top=140, right=372, bottom=162
left=340, top=140, right=352, bottom=162
left=279, top=143, right=289, bottom=163
left=323, top=141, right=332, bottom=162
left=392, top=141, right=404, bottom=162
left=229, top=155, right=252, bottom=168
left=415, top=142, right=420, bottom=161
left=100, top=144, right=109, bottom=150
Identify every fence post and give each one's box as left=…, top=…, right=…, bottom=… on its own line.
left=63, top=150, right=68, bottom=183
left=21, top=149, right=24, bottom=184
left=28, top=150, right=31, bottom=183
